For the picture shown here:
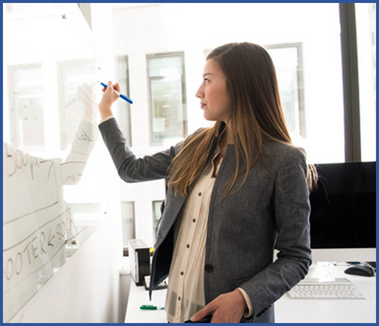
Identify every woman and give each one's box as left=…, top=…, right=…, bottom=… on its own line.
left=98, top=42, right=316, bottom=323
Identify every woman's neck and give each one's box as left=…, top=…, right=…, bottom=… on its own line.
left=218, top=123, right=234, bottom=155
left=224, top=122, right=234, bottom=144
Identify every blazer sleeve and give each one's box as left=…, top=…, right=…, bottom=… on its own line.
left=239, top=147, right=312, bottom=320
left=98, top=117, right=182, bottom=182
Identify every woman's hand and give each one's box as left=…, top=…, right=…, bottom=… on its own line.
left=98, top=81, right=120, bottom=120
left=190, top=289, right=247, bottom=323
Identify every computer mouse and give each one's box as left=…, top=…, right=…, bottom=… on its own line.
left=344, top=265, right=374, bottom=277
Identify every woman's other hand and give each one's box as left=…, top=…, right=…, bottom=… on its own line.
left=190, top=289, right=247, bottom=323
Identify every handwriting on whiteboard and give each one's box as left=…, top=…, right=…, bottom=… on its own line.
left=3, top=82, right=99, bottom=322
left=3, top=206, right=74, bottom=289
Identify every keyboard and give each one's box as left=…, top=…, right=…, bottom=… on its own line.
left=287, top=278, right=366, bottom=299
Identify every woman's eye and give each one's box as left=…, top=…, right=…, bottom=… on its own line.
left=204, top=78, right=210, bottom=83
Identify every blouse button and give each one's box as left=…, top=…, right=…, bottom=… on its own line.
left=192, top=219, right=196, bottom=223
left=198, top=192, right=202, bottom=196
left=205, top=264, right=214, bottom=273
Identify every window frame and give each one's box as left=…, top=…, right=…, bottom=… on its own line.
left=340, top=3, right=362, bottom=162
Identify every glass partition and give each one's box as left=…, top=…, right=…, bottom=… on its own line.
left=3, top=3, right=103, bottom=322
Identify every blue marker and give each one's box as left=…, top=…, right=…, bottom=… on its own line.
left=100, top=82, right=133, bottom=104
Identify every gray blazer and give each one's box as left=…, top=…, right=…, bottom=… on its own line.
left=99, top=118, right=312, bottom=323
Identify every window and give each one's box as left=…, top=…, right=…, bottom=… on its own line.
left=115, top=55, right=132, bottom=146
left=121, top=202, right=135, bottom=248
left=266, top=43, right=305, bottom=137
left=152, top=200, right=163, bottom=243
left=147, top=53, right=188, bottom=145
left=68, top=203, right=101, bottom=247
left=7, top=64, right=44, bottom=151
left=355, top=3, right=376, bottom=161
left=57, top=59, right=98, bottom=150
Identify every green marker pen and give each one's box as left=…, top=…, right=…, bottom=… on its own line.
left=140, top=305, right=165, bottom=310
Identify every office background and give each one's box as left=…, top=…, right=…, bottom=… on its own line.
left=105, top=2, right=376, bottom=249
left=3, top=3, right=376, bottom=323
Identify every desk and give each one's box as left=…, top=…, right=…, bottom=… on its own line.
left=125, top=283, right=167, bottom=323
left=125, top=263, right=376, bottom=323
left=275, top=263, right=376, bottom=323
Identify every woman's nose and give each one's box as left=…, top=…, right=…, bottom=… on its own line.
left=195, top=85, right=204, bottom=99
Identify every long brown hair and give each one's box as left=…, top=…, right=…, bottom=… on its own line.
left=168, top=42, right=317, bottom=197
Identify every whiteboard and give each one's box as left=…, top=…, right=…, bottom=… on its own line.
left=3, top=4, right=103, bottom=322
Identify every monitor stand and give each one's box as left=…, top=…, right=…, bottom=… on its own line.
left=299, top=262, right=352, bottom=285
left=316, top=261, right=336, bottom=282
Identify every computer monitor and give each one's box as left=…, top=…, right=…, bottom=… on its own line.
left=309, top=161, right=376, bottom=263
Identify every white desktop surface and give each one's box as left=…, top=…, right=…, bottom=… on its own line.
left=275, top=263, right=376, bottom=323
left=126, top=283, right=167, bottom=323
left=125, top=263, right=376, bottom=323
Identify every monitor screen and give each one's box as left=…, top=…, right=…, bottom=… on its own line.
left=309, top=161, right=376, bottom=262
